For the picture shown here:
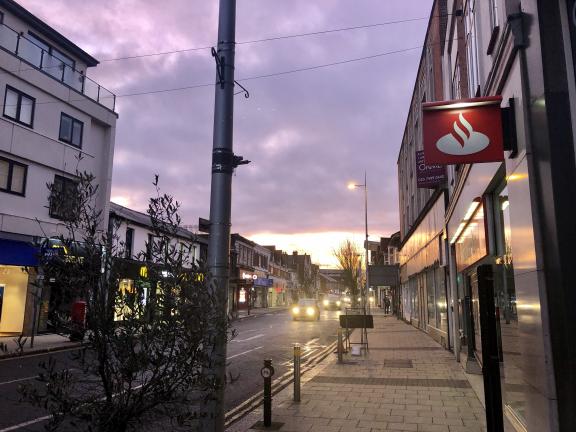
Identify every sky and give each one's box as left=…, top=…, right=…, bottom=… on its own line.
left=20, top=0, right=433, bottom=267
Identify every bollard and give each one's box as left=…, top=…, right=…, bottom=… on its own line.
left=261, top=359, right=274, bottom=427
left=293, top=344, right=301, bottom=402
left=337, top=328, right=343, bottom=363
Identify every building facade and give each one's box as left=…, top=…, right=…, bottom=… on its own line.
left=396, top=0, right=450, bottom=347
left=109, top=203, right=206, bottom=321
left=0, top=0, right=117, bottom=336
left=397, top=0, right=576, bottom=430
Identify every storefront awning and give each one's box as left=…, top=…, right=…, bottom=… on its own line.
left=0, top=239, right=39, bottom=266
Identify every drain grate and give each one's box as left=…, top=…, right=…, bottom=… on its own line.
left=383, top=359, right=413, bottom=368
left=311, top=375, right=471, bottom=388
left=251, top=421, right=284, bottom=430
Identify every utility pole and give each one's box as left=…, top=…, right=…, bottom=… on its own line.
left=363, top=171, right=369, bottom=313
left=202, top=0, right=239, bottom=430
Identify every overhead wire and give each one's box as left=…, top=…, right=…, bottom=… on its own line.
left=99, top=14, right=452, bottom=63
left=0, top=36, right=462, bottom=107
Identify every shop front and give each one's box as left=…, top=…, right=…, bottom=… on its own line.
left=268, top=279, right=287, bottom=307
left=0, top=238, right=37, bottom=335
left=398, top=194, right=449, bottom=346
left=447, top=161, right=530, bottom=429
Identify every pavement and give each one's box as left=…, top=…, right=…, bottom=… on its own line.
left=0, top=333, right=82, bottom=359
left=229, top=311, right=487, bottom=432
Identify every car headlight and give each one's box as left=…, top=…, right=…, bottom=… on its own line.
left=292, top=307, right=300, bottom=314
left=323, top=300, right=329, bottom=306
left=336, top=300, right=341, bottom=306
left=306, top=307, right=315, bottom=316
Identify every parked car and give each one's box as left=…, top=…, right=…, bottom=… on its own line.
left=322, top=294, right=342, bottom=310
left=291, top=298, right=320, bottom=321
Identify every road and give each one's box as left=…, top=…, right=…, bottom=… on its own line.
left=0, top=308, right=341, bottom=431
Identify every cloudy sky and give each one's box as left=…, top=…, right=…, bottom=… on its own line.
left=21, top=0, right=432, bottom=267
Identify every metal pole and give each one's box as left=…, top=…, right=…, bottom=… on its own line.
left=201, top=0, right=237, bottom=430
left=263, top=359, right=272, bottom=427
left=337, top=328, right=343, bottom=363
left=364, top=171, right=369, bottom=314
left=293, top=344, right=301, bottom=402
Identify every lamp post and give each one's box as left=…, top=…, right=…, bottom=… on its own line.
left=348, top=171, right=370, bottom=313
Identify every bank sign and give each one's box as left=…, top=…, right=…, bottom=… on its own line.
left=422, top=96, right=504, bottom=165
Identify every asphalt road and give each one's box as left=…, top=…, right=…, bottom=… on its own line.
left=0, top=308, right=341, bottom=431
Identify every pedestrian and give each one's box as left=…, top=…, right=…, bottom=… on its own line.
left=384, top=297, right=391, bottom=314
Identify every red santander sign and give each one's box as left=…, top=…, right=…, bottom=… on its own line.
left=422, top=96, right=504, bottom=165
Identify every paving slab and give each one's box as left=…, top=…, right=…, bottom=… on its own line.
left=228, top=315, right=487, bottom=431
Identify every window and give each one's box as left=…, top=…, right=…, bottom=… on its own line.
left=489, top=0, right=499, bottom=30
left=49, top=175, right=79, bottom=220
left=59, top=113, right=83, bottom=147
left=0, top=157, right=27, bottom=196
left=3, top=86, right=35, bottom=127
left=452, top=56, right=462, bottom=99
left=125, top=227, right=134, bottom=259
left=464, top=0, right=480, bottom=96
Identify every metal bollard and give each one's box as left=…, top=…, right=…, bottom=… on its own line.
left=261, top=359, right=274, bottom=427
left=337, top=328, right=343, bottom=363
left=293, top=344, right=301, bottom=402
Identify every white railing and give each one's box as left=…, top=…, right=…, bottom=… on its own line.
left=0, top=23, right=116, bottom=111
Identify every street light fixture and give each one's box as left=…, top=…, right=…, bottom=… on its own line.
left=348, top=171, right=370, bottom=314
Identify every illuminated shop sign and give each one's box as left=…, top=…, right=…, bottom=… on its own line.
left=242, top=272, right=257, bottom=280
left=422, top=96, right=504, bottom=165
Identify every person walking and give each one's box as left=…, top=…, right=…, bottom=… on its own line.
left=384, top=296, right=391, bottom=314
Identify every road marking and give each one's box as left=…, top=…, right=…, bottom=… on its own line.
left=0, top=375, right=38, bottom=386
left=232, top=334, right=264, bottom=342
left=227, top=346, right=264, bottom=360
left=0, top=415, right=52, bottom=432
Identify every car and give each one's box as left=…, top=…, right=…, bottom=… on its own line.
left=291, top=298, right=320, bottom=321
left=322, top=294, right=342, bottom=311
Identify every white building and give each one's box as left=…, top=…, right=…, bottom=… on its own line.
left=0, top=0, right=117, bottom=336
left=109, top=203, right=207, bottom=320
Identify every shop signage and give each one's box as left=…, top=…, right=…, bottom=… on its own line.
left=416, top=150, right=446, bottom=188
left=422, top=96, right=504, bottom=165
left=242, top=272, right=257, bottom=280
left=255, top=277, right=273, bottom=287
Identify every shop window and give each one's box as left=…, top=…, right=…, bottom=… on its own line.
left=435, top=267, right=448, bottom=333
left=49, top=175, right=79, bottom=221
left=59, top=113, right=83, bottom=148
left=426, top=270, right=436, bottom=325
left=3, top=86, right=35, bottom=127
left=493, top=184, right=526, bottom=427
left=0, top=156, right=27, bottom=196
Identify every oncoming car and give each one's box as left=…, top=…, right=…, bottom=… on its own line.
left=291, top=299, right=320, bottom=321
left=322, top=294, right=342, bottom=311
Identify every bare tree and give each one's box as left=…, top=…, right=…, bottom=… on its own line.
left=333, top=240, right=362, bottom=307
left=21, top=173, right=229, bottom=431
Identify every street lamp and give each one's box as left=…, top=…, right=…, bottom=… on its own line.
left=347, top=171, right=370, bottom=313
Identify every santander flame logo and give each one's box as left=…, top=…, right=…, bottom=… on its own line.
left=435, top=113, right=490, bottom=155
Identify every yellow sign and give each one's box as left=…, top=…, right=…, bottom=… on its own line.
left=139, top=266, right=148, bottom=278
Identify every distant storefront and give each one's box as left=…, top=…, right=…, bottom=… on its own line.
left=0, top=238, right=38, bottom=335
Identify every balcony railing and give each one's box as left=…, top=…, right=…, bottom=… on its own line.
left=0, top=23, right=116, bottom=112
